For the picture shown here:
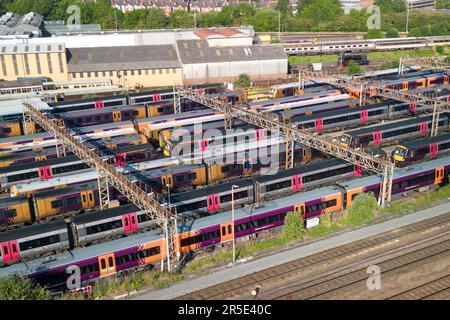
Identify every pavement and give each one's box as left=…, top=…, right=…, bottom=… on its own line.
left=129, top=199, right=450, bottom=300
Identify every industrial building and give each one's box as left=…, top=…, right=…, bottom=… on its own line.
left=0, top=27, right=287, bottom=88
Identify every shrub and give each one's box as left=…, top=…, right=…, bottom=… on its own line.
left=0, top=274, right=50, bottom=300
left=343, top=192, right=379, bottom=225
left=281, top=211, right=305, bottom=241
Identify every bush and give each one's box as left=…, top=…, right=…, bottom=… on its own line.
left=233, top=73, right=251, bottom=89
left=281, top=211, right=305, bottom=241
left=343, top=192, right=379, bottom=225
left=364, top=29, right=384, bottom=39
left=385, top=28, right=399, bottom=38
left=0, top=274, right=50, bottom=300
left=378, top=60, right=400, bottom=70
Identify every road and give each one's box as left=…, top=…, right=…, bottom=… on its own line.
left=129, top=199, right=450, bottom=300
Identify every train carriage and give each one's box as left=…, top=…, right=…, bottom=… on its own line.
left=0, top=196, right=33, bottom=228
left=48, top=95, right=127, bottom=113
left=339, top=114, right=450, bottom=149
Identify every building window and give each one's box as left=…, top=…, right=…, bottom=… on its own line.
left=131, top=70, right=135, bottom=76
left=58, top=52, right=64, bottom=73
left=94, top=72, right=99, bottom=77
left=102, top=71, right=106, bottom=77
left=172, top=68, right=176, bottom=74
left=124, top=70, right=128, bottom=75
left=159, top=69, right=162, bottom=74
left=138, top=70, right=142, bottom=75
left=46, top=53, right=53, bottom=74
left=145, top=70, right=148, bottom=75
left=24, top=54, right=30, bottom=75
left=152, top=69, right=155, bottom=75
left=0, top=56, right=6, bottom=76
left=73, top=73, right=77, bottom=78
left=87, top=72, right=91, bottom=77
left=12, top=55, right=19, bottom=75
left=35, top=54, right=41, bottom=74
left=165, top=69, right=169, bottom=74
left=109, top=71, right=113, bottom=76
left=80, top=72, right=84, bottom=78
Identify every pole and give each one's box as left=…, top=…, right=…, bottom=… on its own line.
left=167, top=183, right=171, bottom=208
left=278, top=11, right=281, bottom=42
left=406, top=1, right=410, bottom=34
left=231, top=185, right=236, bottom=264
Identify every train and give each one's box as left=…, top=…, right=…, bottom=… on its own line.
left=393, top=132, right=450, bottom=166
left=339, top=114, right=450, bottom=149
left=1, top=155, right=449, bottom=289
left=0, top=143, right=157, bottom=191
left=283, top=36, right=450, bottom=56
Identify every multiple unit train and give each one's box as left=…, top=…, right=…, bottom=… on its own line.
left=283, top=36, right=450, bottom=55
left=1, top=155, right=449, bottom=289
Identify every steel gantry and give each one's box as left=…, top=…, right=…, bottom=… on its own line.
left=22, top=102, right=179, bottom=270
left=299, top=70, right=450, bottom=136
left=175, top=87, right=395, bottom=207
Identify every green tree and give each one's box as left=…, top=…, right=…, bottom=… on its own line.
left=233, top=73, right=251, bottom=89
left=252, top=8, right=279, bottom=32
left=196, top=12, right=219, bottom=28
left=345, top=61, right=363, bottom=76
left=364, top=29, right=384, bottom=39
left=275, top=0, right=291, bottom=14
left=385, top=27, right=399, bottom=38
left=6, top=0, right=58, bottom=18
left=168, top=9, right=194, bottom=28
left=408, top=27, right=423, bottom=37
left=436, top=0, right=450, bottom=9
left=216, top=6, right=234, bottom=26
left=281, top=211, right=305, bottom=241
left=298, top=0, right=343, bottom=25
left=0, top=274, right=50, bottom=300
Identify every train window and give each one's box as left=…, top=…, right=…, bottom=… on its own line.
left=133, top=111, right=139, bottom=117
left=221, top=226, right=226, bottom=236
left=95, top=116, right=101, bottom=121
left=124, top=217, right=129, bottom=227
left=138, top=214, right=151, bottom=223
left=86, top=220, right=123, bottom=235
left=19, top=234, right=61, bottom=251
left=88, top=193, right=93, bottom=202
left=228, top=225, right=232, bottom=234
left=108, top=256, right=114, bottom=266
left=0, top=209, right=17, bottom=221
left=188, top=173, right=197, bottom=180
left=175, top=175, right=185, bottom=183
left=100, top=259, right=106, bottom=269
left=2, top=246, right=8, bottom=255
left=124, top=112, right=130, bottom=118
left=81, top=262, right=99, bottom=275
left=51, top=200, right=63, bottom=209
left=82, top=195, right=86, bottom=203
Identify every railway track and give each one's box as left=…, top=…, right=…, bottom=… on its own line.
left=176, top=213, right=450, bottom=300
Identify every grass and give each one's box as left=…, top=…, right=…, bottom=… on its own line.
left=288, top=47, right=448, bottom=65
left=61, top=183, right=450, bottom=300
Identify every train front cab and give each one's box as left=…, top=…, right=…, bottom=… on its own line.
left=0, top=198, right=33, bottom=227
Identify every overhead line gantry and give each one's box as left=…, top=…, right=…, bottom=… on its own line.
left=175, top=87, right=395, bottom=208
left=22, top=102, right=178, bottom=271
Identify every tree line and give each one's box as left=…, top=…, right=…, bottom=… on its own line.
left=1, top=0, right=449, bottom=37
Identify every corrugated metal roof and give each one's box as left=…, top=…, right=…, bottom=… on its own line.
left=176, top=40, right=287, bottom=64
left=67, top=45, right=181, bottom=72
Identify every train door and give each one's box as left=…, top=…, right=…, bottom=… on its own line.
left=123, top=213, right=138, bottom=232
left=0, top=241, right=19, bottom=262
left=435, top=166, right=445, bottom=184
left=38, top=166, right=53, bottom=180
left=255, top=129, right=265, bottom=141
left=430, top=143, right=439, bottom=159
left=161, top=174, right=173, bottom=191
left=360, top=110, right=368, bottom=123
left=98, top=253, right=116, bottom=277
left=315, top=118, right=323, bottom=133
left=81, top=191, right=95, bottom=208
left=220, top=222, right=233, bottom=242
left=302, top=148, right=311, bottom=162
left=207, top=194, right=220, bottom=212
left=153, top=94, right=161, bottom=103
left=409, top=101, right=417, bottom=113
left=95, top=101, right=105, bottom=109
left=420, top=122, right=429, bottom=135
left=112, top=111, right=122, bottom=122
left=291, top=175, right=303, bottom=191
left=444, top=75, right=449, bottom=85
left=199, top=139, right=209, bottom=151
left=294, top=203, right=306, bottom=220
left=114, top=153, right=126, bottom=167
left=373, top=131, right=382, bottom=145
left=402, top=82, right=408, bottom=91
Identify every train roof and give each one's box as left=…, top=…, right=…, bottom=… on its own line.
left=0, top=155, right=80, bottom=175
left=178, top=185, right=343, bottom=233
left=277, top=98, right=360, bottom=117
left=0, top=98, right=51, bottom=117
left=18, top=174, right=97, bottom=198
left=0, top=132, right=51, bottom=144
left=72, top=204, right=139, bottom=224
left=69, top=120, right=134, bottom=134
left=134, top=109, right=218, bottom=124
left=340, top=155, right=450, bottom=191
left=133, top=163, right=203, bottom=180
left=0, top=229, right=162, bottom=278
left=245, top=89, right=341, bottom=108
left=343, top=115, right=435, bottom=137
left=57, top=104, right=144, bottom=118
left=164, top=119, right=247, bottom=134
left=399, top=132, right=450, bottom=149
left=0, top=148, right=56, bottom=162
left=0, top=219, right=66, bottom=243
left=120, top=157, right=180, bottom=173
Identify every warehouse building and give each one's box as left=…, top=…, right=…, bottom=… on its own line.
left=66, top=45, right=183, bottom=88
left=0, top=43, right=68, bottom=82
left=177, top=40, right=288, bottom=85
